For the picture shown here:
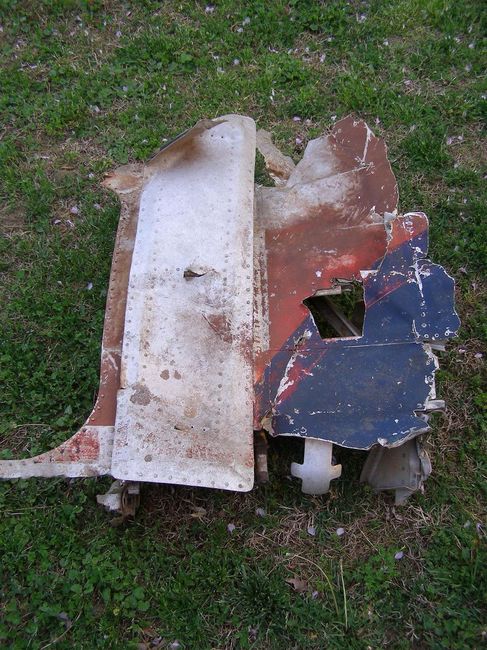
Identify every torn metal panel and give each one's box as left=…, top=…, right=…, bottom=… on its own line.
left=255, top=212, right=459, bottom=450
left=253, top=116, right=397, bottom=397
left=110, top=114, right=255, bottom=491
left=0, top=114, right=459, bottom=505
left=253, top=118, right=458, bottom=497
left=253, top=121, right=459, bottom=456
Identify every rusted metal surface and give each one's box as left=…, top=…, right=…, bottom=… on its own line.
left=0, top=114, right=459, bottom=503
left=110, top=115, right=255, bottom=491
left=0, top=164, right=142, bottom=478
left=253, top=117, right=459, bottom=496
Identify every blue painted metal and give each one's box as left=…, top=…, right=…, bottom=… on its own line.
left=257, top=215, right=460, bottom=450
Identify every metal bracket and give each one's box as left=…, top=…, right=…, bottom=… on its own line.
left=96, top=480, right=140, bottom=517
left=360, top=436, right=432, bottom=504
left=291, top=438, right=342, bottom=494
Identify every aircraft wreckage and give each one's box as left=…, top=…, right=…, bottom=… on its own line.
left=0, top=115, right=459, bottom=513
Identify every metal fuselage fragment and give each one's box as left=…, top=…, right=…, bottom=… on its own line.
left=0, top=115, right=459, bottom=505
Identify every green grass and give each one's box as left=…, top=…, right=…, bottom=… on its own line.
left=0, top=1, right=486, bottom=648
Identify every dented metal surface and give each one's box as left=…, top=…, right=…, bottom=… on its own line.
left=0, top=114, right=459, bottom=503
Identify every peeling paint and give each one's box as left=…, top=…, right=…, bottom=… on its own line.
left=0, top=115, right=458, bottom=504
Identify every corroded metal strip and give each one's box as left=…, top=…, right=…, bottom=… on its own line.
left=0, top=426, right=114, bottom=479
left=0, top=162, right=141, bottom=478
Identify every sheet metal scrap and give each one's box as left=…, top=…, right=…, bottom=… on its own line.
left=0, top=115, right=459, bottom=507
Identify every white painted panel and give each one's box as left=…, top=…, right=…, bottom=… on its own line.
left=111, top=115, right=255, bottom=491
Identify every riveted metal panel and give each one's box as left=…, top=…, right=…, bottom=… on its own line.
left=110, top=115, right=255, bottom=491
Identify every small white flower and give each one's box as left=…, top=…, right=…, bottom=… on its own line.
left=70, top=205, right=79, bottom=215
left=336, top=527, right=345, bottom=536
left=242, top=17, right=251, bottom=26
left=255, top=507, right=266, bottom=517
left=86, top=282, right=93, bottom=290
left=227, top=523, right=235, bottom=533
left=394, top=551, right=404, bottom=560
left=307, top=526, right=316, bottom=536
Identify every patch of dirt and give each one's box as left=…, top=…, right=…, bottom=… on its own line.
left=0, top=206, right=27, bottom=234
